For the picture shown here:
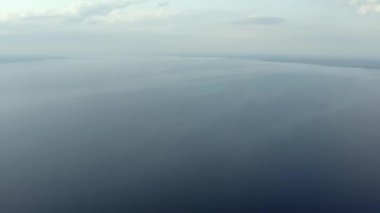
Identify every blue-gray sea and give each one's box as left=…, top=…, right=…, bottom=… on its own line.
left=1, top=55, right=380, bottom=212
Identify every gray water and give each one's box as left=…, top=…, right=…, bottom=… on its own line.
left=1, top=55, right=380, bottom=212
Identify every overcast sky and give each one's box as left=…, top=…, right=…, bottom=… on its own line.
left=1, top=0, right=379, bottom=57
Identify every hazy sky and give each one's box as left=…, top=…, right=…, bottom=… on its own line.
left=1, top=0, right=379, bottom=56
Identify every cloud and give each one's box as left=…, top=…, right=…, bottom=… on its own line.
left=340, top=0, right=380, bottom=14
left=0, top=0, right=144, bottom=23
left=0, top=0, right=182, bottom=25
left=358, top=1, right=380, bottom=14
left=91, top=8, right=181, bottom=23
left=66, top=0, right=137, bottom=16
left=236, top=16, right=287, bottom=25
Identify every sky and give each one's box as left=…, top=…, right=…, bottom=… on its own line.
left=0, top=0, right=379, bottom=57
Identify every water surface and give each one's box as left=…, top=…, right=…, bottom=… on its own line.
left=1, top=55, right=380, bottom=212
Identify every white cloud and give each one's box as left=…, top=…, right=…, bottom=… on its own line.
left=340, top=0, right=380, bottom=14
left=0, top=0, right=147, bottom=23
left=65, top=0, right=137, bottom=16
left=89, top=8, right=181, bottom=23
left=359, top=0, right=380, bottom=13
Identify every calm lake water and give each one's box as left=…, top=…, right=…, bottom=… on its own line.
left=1, top=55, right=380, bottom=212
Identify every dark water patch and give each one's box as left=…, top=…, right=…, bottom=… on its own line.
left=177, top=53, right=380, bottom=70
left=0, top=55, right=65, bottom=64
